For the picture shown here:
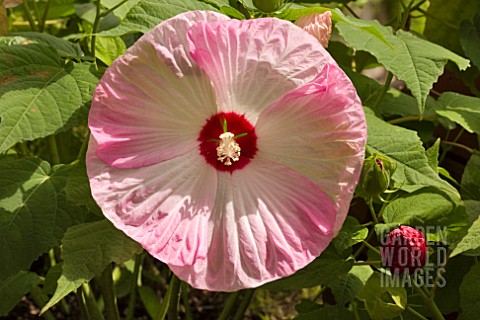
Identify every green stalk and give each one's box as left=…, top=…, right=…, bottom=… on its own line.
left=166, top=275, right=182, bottom=320
left=30, top=286, right=56, bottom=320
left=441, top=141, right=478, bottom=154
left=77, top=131, right=91, bottom=161
left=232, top=289, right=255, bottom=320
left=413, top=284, right=445, bottom=320
left=362, top=240, right=381, bottom=256
left=181, top=282, right=193, bottom=320
left=48, top=135, right=60, bottom=165
left=90, top=0, right=102, bottom=62
left=217, top=292, right=240, bottom=320
left=368, top=201, right=379, bottom=224
left=439, top=128, right=465, bottom=163
left=388, top=114, right=438, bottom=125
left=371, top=72, right=394, bottom=112
left=155, top=274, right=181, bottom=320
left=126, top=254, right=143, bottom=320
left=98, top=263, right=121, bottom=320
left=39, top=0, right=52, bottom=32
left=21, top=0, right=38, bottom=31
left=81, top=282, right=105, bottom=320
left=100, top=0, right=129, bottom=17
left=406, top=306, right=429, bottom=320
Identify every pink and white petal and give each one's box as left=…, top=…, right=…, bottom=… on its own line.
left=187, top=18, right=337, bottom=124
left=89, top=11, right=229, bottom=169
left=170, top=158, right=336, bottom=292
left=86, top=138, right=217, bottom=266
left=255, top=63, right=367, bottom=235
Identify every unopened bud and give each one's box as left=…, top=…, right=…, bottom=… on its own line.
left=356, top=153, right=396, bottom=202
left=252, top=0, right=284, bottom=13
left=381, top=226, right=428, bottom=274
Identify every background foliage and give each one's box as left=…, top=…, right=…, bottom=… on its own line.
left=1, top=0, right=479, bottom=319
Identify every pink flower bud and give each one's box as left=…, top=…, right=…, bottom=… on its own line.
left=295, top=11, right=332, bottom=48
left=381, top=226, right=428, bottom=274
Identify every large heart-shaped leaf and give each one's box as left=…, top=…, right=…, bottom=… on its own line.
left=42, top=220, right=142, bottom=313
left=100, top=0, right=220, bottom=36
left=0, top=157, right=86, bottom=281
left=0, top=44, right=99, bottom=152
left=365, top=111, right=460, bottom=199
left=336, top=18, right=469, bottom=114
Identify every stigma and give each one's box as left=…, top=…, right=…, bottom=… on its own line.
left=216, top=132, right=241, bottom=166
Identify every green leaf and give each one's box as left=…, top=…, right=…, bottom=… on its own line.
left=345, top=69, right=440, bottom=118
left=434, top=255, right=475, bottom=315
left=450, top=201, right=480, bottom=257
left=336, top=18, right=469, bottom=114
left=2, top=32, right=83, bottom=58
left=424, top=0, right=480, bottom=54
left=330, top=265, right=374, bottom=308
left=461, top=154, right=480, bottom=200
left=459, top=263, right=480, bottom=320
left=382, top=190, right=468, bottom=243
left=100, top=0, right=220, bottom=36
left=0, top=157, right=86, bottom=281
left=95, top=36, right=126, bottom=66
left=0, top=44, right=100, bottom=152
left=333, top=216, right=368, bottom=253
left=42, top=220, right=142, bottom=313
left=358, top=272, right=407, bottom=320
left=101, top=0, right=141, bottom=20
left=138, top=286, right=162, bottom=319
left=460, top=15, right=480, bottom=69
left=435, top=92, right=480, bottom=134
left=0, top=271, right=40, bottom=316
left=425, top=138, right=440, bottom=172
left=451, top=214, right=480, bottom=257
left=263, top=246, right=353, bottom=291
left=64, top=159, right=102, bottom=215
left=365, top=111, right=460, bottom=199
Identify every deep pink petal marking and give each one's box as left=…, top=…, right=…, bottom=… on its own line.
left=89, top=11, right=229, bottom=169
left=87, top=138, right=217, bottom=266
left=187, top=17, right=337, bottom=123
left=170, top=158, right=335, bottom=291
left=255, top=63, right=367, bottom=235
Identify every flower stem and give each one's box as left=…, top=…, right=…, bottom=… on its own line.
left=48, top=135, right=60, bottom=165
left=166, top=275, right=182, bottom=320
left=21, top=0, right=38, bottom=31
left=99, top=263, right=121, bottom=320
left=181, top=282, right=193, bottom=320
left=441, top=141, right=478, bottom=154
left=371, top=72, right=394, bottom=112
left=388, top=114, right=438, bottom=125
left=77, top=131, right=91, bottom=161
left=232, top=289, right=255, bottom=320
left=81, top=282, right=105, bottom=320
left=126, top=254, right=143, bottom=320
left=406, top=306, right=429, bottom=320
left=353, top=260, right=382, bottom=266
left=39, top=0, right=52, bottom=32
left=413, top=283, right=445, bottom=320
left=217, top=292, right=240, bottom=320
left=439, top=128, right=466, bottom=163
left=91, top=0, right=102, bottom=63
left=100, top=0, right=129, bottom=17
left=362, top=240, right=381, bottom=256
left=368, top=201, right=379, bottom=224
left=155, top=274, right=181, bottom=320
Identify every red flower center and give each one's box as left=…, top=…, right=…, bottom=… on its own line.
left=198, top=112, right=258, bottom=173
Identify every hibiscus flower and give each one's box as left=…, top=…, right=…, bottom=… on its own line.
left=86, top=10, right=367, bottom=292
